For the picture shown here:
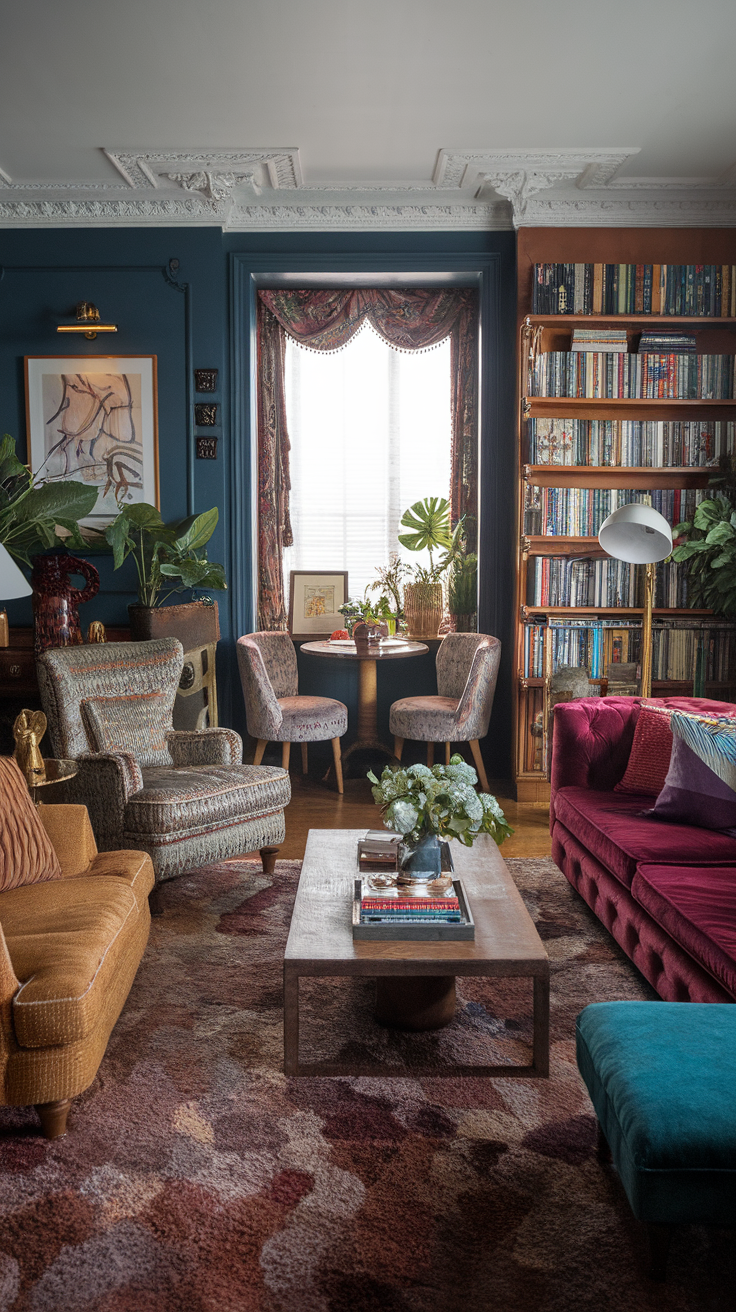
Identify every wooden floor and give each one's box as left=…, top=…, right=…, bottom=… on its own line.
left=278, top=772, right=552, bottom=862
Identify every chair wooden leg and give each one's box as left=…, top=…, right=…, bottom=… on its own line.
left=331, top=738, right=344, bottom=794
left=300, top=743, right=309, bottom=775
left=281, top=742, right=291, bottom=771
left=260, top=845, right=279, bottom=876
left=445, top=741, right=451, bottom=765
left=469, top=739, right=490, bottom=793
left=36, top=1098, right=71, bottom=1139
left=646, top=1223, right=672, bottom=1282
left=597, top=1121, right=613, bottom=1164
left=393, top=736, right=404, bottom=762
left=253, top=739, right=267, bottom=766
left=426, top=742, right=434, bottom=767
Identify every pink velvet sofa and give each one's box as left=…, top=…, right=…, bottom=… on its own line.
left=550, top=696, right=736, bottom=1004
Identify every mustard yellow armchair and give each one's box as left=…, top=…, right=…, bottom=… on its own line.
left=0, top=798, right=154, bottom=1139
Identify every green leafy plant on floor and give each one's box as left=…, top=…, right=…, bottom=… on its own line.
left=105, top=502, right=227, bottom=607
left=0, top=434, right=98, bottom=565
left=368, top=758, right=513, bottom=848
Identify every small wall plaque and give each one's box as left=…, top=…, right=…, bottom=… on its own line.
left=194, top=368, right=218, bottom=393
left=196, top=436, right=218, bottom=460
left=195, top=403, right=218, bottom=426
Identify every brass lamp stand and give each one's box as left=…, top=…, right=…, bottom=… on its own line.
left=598, top=503, right=673, bottom=700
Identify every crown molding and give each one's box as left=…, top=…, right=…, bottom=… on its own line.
left=0, top=146, right=735, bottom=230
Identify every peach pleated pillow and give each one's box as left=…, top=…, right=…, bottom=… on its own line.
left=0, top=757, right=61, bottom=891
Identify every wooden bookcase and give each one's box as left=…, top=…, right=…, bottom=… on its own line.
left=515, top=229, right=736, bottom=801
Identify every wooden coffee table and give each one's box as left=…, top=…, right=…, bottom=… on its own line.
left=283, top=828, right=550, bottom=1078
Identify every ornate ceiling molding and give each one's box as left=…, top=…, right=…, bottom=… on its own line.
left=434, top=148, right=736, bottom=227
left=0, top=146, right=735, bottom=229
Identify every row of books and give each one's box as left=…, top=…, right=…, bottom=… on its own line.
left=523, top=620, right=643, bottom=679
left=570, top=329, right=698, bottom=354
left=532, top=263, right=736, bottom=317
left=528, top=557, right=689, bottom=609
left=359, top=892, right=462, bottom=924
left=528, top=419, right=735, bottom=468
left=531, top=352, right=735, bottom=401
left=522, top=618, right=736, bottom=682
left=524, top=487, right=703, bottom=539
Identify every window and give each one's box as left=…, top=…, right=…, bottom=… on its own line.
left=282, top=324, right=452, bottom=598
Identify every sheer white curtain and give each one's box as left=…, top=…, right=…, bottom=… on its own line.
left=282, top=323, right=451, bottom=600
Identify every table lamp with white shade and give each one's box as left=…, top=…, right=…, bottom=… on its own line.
left=598, top=502, right=673, bottom=698
left=0, top=542, right=32, bottom=646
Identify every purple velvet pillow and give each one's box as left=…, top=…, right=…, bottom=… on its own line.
left=648, top=736, right=736, bottom=832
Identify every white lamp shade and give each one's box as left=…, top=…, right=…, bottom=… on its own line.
left=0, top=542, right=32, bottom=600
left=598, top=503, right=673, bottom=565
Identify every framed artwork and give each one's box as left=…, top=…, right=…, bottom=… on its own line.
left=288, top=571, right=348, bottom=639
left=25, top=355, right=159, bottom=526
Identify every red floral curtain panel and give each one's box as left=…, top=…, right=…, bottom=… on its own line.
left=256, top=288, right=478, bottom=630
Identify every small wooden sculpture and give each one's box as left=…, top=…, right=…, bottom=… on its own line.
left=13, top=709, right=47, bottom=785
left=87, top=620, right=107, bottom=643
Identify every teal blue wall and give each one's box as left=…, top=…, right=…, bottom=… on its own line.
left=0, top=227, right=516, bottom=776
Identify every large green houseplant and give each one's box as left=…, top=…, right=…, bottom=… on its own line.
left=671, top=491, right=736, bottom=617
left=0, top=434, right=98, bottom=565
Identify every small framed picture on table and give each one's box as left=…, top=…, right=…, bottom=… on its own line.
left=288, top=571, right=348, bottom=640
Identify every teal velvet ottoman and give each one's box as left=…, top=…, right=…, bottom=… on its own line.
left=576, top=1001, right=736, bottom=1278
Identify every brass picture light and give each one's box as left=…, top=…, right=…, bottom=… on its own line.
left=56, top=302, right=118, bottom=340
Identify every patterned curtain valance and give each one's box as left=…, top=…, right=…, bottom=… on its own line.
left=256, top=287, right=479, bottom=631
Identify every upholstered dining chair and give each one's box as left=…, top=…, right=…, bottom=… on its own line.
left=237, top=632, right=348, bottom=793
left=389, top=632, right=501, bottom=792
left=36, top=638, right=291, bottom=885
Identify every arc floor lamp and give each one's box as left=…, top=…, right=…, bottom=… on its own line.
left=598, top=502, right=673, bottom=699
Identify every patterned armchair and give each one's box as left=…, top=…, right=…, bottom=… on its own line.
left=237, top=632, right=348, bottom=793
left=389, top=633, right=501, bottom=792
left=37, top=639, right=291, bottom=883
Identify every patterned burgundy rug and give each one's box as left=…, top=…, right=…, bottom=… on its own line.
left=0, top=858, right=732, bottom=1312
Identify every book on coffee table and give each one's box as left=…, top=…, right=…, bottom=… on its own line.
left=352, top=878, right=475, bottom=941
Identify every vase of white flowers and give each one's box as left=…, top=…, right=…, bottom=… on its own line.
left=367, top=757, right=513, bottom=884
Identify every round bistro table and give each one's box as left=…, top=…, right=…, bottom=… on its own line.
left=300, top=638, right=428, bottom=771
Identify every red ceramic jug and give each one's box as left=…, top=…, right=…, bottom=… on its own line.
left=31, top=551, right=100, bottom=655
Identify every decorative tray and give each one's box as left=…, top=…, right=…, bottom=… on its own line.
left=352, top=877, right=474, bottom=942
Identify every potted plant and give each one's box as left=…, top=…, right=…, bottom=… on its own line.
left=398, top=497, right=453, bottom=638
left=368, top=758, right=513, bottom=880
left=0, top=434, right=100, bottom=647
left=105, top=501, right=227, bottom=645
left=0, top=434, right=98, bottom=566
left=364, top=553, right=410, bottom=635
left=671, top=487, right=736, bottom=618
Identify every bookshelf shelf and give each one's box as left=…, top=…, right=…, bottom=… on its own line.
left=521, top=606, right=713, bottom=618
left=524, top=536, right=606, bottom=558
left=524, top=465, right=713, bottom=490
left=514, top=227, right=736, bottom=802
left=524, top=399, right=736, bottom=421
left=527, top=315, right=736, bottom=327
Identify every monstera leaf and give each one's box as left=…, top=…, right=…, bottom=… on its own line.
left=398, top=497, right=452, bottom=554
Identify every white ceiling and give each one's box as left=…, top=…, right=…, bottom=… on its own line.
left=2, top=0, right=736, bottom=228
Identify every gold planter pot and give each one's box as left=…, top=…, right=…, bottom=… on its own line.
left=403, top=582, right=444, bottom=639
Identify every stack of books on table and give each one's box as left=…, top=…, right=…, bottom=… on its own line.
left=353, top=879, right=475, bottom=941
left=357, top=830, right=402, bottom=868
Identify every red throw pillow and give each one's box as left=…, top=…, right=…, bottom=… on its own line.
left=614, top=705, right=674, bottom=797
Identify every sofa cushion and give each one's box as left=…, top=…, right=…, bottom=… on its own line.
left=2, top=876, right=145, bottom=1048
left=632, top=864, right=736, bottom=1000
left=614, top=704, right=674, bottom=797
left=123, top=763, right=290, bottom=839
left=81, top=691, right=173, bottom=767
left=648, top=736, right=736, bottom=832
left=554, top=786, right=736, bottom=889
left=0, top=757, right=61, bottom=892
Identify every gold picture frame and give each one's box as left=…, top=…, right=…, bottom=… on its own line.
left=288, top=571, right=349, bottom=639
